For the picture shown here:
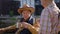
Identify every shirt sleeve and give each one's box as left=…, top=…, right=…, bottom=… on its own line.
left=40, top=9, right=51, bottom=34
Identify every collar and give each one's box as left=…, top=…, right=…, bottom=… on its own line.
left=23, top=16, right=33, bottom=21
left=29, top=16, right=33, bottom=21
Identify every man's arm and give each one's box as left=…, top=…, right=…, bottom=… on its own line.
left=40, top=9, right=50, bottom=34
left=0, top=24, right=16, bottom=32
left=27, top=22, right=40, bottom=34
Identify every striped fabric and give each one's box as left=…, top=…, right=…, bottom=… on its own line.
left=40, top=2, right=59, bottom=34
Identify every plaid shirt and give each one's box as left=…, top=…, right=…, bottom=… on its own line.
left=40, top=2, right=59, bottom=34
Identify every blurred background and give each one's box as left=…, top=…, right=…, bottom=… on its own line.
left=0, top=0, right=60, bottom=34
left=0, top=0, right=60, bottom=28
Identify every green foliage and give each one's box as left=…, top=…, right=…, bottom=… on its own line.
left=9, top=17, right=16, bottom=20
left=9, top=11, right=14, bottom=17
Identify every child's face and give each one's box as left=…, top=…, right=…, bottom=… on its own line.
left=22, top=10, right=31, bottom=19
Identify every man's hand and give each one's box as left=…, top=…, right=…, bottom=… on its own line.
left=0, top=28, right=5, bottom=31
left=17, top=22, right=29, bottom=29
left=22, top=22, right=29, bottom=28
left=0, top=28, right=5, bottom=34
left=18, top=23, right=23, bottom=29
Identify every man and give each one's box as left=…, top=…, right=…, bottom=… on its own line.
left=0, top=4, right=40, bottom=34
left=40, top=0, right=60, bottom=34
